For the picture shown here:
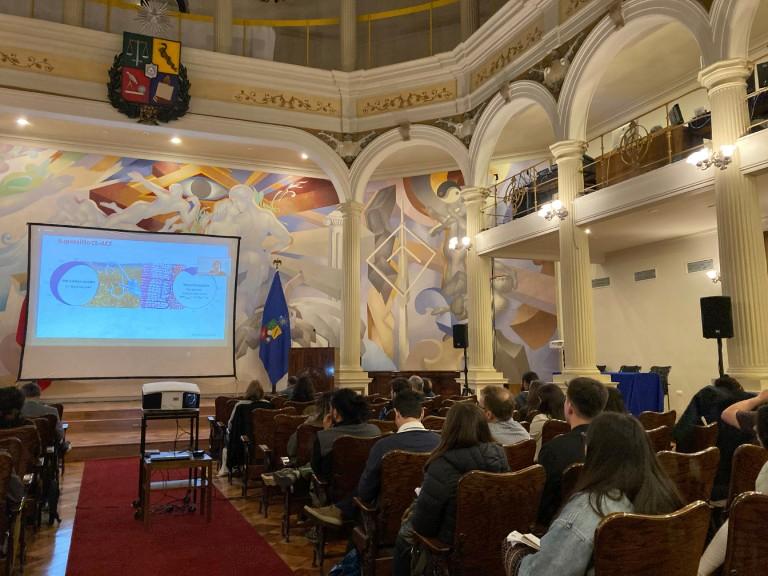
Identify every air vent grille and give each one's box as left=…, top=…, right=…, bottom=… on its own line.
left=634, top=269, right=657, bottom=282
left=592, top=277, right=610, bottom=288
left=687, top=259, right=714, bottom=274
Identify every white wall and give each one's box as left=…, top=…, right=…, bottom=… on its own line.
left=593, top=230, right=724, bottom=414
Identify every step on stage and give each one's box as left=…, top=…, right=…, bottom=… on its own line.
left=63, top=400, right=215, bottom=462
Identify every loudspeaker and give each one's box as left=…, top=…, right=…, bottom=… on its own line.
left=700, top=296, right=734, bottom=339
left=452, top=324, right=468, bottom=349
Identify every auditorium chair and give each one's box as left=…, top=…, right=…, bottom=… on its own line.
left=638, top=410, right=677, bottom=430
left=722, top=492, right=768, bottom=575
left=677, top=422, right=719, bottom=454
left=309, top=435, right=380, bottom=569
left=618, top=365, right=642, bottom=373
left=281, top=423, right=322, bottom=542
left=241, top=407, right=296, bottom=498
left=412, top=465, right=545, bottom=576
left=502, top=439, right=536, bottom=472
left=269, top=395, right=287, bottom=409
left=540, top=419, right=570, bottom=445
left=353, top=451, right=429, bottom=576
left=646, top=425, right=673, bottom=452
left=50, top=403, right=68, bottom=476
left=727, top=444, right=768, bottom=510
left=422, top=416, right=445, bottom=431
left=369, top=420, right=397, bottom=435
left=260, top=414, right=306, bottom=517
left=561, top=462, right=584, bottom=502
left=208, top=395, right=234, bottom=461
left=0, top=450, right=23, bottom=576
left=649, top=365, right=672, bottom=410
left=30, top=416, right=61, bottom=525
left=367, top=401, right=388, bottom=420
left=0, top=425, right=42, bottom=531
left=657, top=448, right=720, bottom=504
left=593, top=501, right=711, bottom=576
left=285, top=400, right=314, bottom=413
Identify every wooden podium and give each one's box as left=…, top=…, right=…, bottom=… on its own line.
left=289, top=347, right=337, bottom=392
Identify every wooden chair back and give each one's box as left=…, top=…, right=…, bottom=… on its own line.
left=561, top=462, right=585, bottom=501
left=722, top=492, right=768, bottom=575
left=638, top=410, right=677, bottom=430
left=50, top=403, right=64, bottom=420
left=376, top=451, right=429, bottom=546
left=285, top=400, right=315, bottom=413
left=367, top=402, right=388, bottom=420
left=0, top=425, right=40, bottom=475
left=593, top=500, right=711, bottom=576
left=0, top=452, right=13, bottom=532
left=269, top=395, right=287, bottom=409
left=224, top=398, right=239, bottom=424
left=502, top=439, right=536, bottom=472
left=250, top=407, right=296, bottom=448
left=437, top=407, right=450, bottom=417
left=646, top=425, right=673, bottom=452
left=30, top=417, right=55, bottom=449
left=727, top=444, right=768, bottom=508
left=422, top=416, right=445, bottom=431
left=679, top=422, right=719, bottom=453
left=0, top=438, right=22, bottom=475
left=295, top=424, right=322, bottom=465
left=272, top=414, right=307, bottom=461
left=214, top=396, right=232, bottom=423
left=540, top=419, right=570, bottom=445
left=657, top=448, right=720, bottom=504
left=329, top=435, right=380, bottom=504
left=370, top=420, right=397, bottom=434
left=453, top=466, right=545, bottom=576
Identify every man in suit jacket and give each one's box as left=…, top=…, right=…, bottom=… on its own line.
left=537, top=377, right=608, bottom=526
left=19, top=381, right=63, bottom=439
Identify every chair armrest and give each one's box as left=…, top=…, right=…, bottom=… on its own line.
left=412, top=532, right=451, bottom=555
left=310, top=472, right=330, bottom=503
left=207, top=416, right=216, bottom=424
left=353, top=496, right=377, bottom=514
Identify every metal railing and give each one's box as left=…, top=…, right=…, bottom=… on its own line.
left=748, top=85, right=768, bottom=132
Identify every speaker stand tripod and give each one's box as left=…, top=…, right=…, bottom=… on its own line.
left=461, top=346, right=471, bottom=396
left=716, top=336, right=725, bottom=378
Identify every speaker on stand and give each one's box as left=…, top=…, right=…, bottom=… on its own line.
left=452, top=324, right=471, bottom=396
left=700, top=296, right=734, bottom=377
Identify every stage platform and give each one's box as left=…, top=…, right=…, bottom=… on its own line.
left=63, top=400, right=216, bottom=462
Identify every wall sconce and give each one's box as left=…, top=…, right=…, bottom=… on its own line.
left=706, top=270, right=721, bottom=284
left=538, top=199, right=568, bottom=221
left=686, top=145, right=735, bottom=171
left=449, top=236, right=471, bottom=250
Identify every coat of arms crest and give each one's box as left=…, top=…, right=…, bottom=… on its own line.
left=107, top=32, right=190, bottom=124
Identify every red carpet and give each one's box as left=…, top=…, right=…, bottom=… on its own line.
left=66, top=458, right=294, bottom=576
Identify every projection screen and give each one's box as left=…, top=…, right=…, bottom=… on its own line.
left=19, top=223, right=240, bottom=380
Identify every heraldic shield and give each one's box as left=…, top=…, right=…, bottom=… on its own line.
left=108, top=31, right=190, bottom=124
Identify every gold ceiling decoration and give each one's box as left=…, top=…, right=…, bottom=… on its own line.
left=471, top=19, right=544, bottom=91
left=358, top=81, right=457, bottom=116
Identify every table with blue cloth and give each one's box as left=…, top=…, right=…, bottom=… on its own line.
left=609, top=372, right=665, bottom=416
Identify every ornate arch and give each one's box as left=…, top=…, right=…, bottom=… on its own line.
left=711, top=0, right=762, bottom=61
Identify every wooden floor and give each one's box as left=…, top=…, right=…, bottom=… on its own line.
left=23, top=460, right=345, bottom=576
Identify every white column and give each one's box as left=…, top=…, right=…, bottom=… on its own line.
left=700, top=59, right=768, bottom=390
left=63, top=0, right=84, bottom=27
left=336, top=201, right=369, bottom=392
left=460, top=0, right=479, bottom=41
left=214, top=0, right=233, bottom=54
left=550, top=141, right=606, bottom=384
left=326, top=210, right=344, bottom=270
left=462, top=187, right=506, bottom=393
left=340, top=0, right=357, bottom=72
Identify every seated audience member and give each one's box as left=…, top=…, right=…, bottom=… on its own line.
left=479, top=385, right=530, bottom=445
left=408, top=375, right=425, bottom=394
left=281, top=375, right=298, bottom=398
left=721, top=388, right=768, bottom=438
left=698, top=403, right=768, bottom=576
left=304, top=389, right=440, bottom=525
left=422, top=377, right=435, bottom=398
left=392, top=403, right=510, bottom=576
left=286, top=392, right=331, bottom=461
left=0, top=387, right=26, bottom=429
left=603, top=387, right=627, bottom=413
left=310, top=388, right=380, bottom=487
left=222, top=380, right=274, bottom=475
left=290, top=374, right=316, bottom=403
left=514, top=371, right=540, bottom=412
left=379, top=377, right=412, bottom=419
left=537, top=377, right=608, bottom=526
left=519, top=380, right=544, bottom=422
left=675, top=375, right=755, bottom=499
left=20, top=381, right=64, bottom=437
left=505, top=412, right=683, bottom=576
left=529, top=384, right=566, bottom=458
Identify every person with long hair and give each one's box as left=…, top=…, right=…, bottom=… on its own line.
left=514, top=371, right=540, bottom=412
left=519, top=380, right=544, bottom=422
left=698, top=403, right=768, bottom=575
left=505, top=412, right=683, bottom=575
left=291, top=374, right=316, bottom=403
left=392, top=402, right=510, bottom=576
left=529, top=383, right=565, bottom=458
left=221, top=380, right=274, bottom=475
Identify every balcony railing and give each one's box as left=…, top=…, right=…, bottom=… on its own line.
left=748, top=86, right=768, bottom=132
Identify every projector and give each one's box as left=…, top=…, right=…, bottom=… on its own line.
left=142, top=381, right=200, bottom=411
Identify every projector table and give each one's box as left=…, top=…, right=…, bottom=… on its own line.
left=140, top=454, right=213, bottom=528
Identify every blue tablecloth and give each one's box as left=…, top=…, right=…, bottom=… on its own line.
left=609, top=372, right=665, bottom=416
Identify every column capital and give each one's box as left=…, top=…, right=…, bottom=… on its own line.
left=460, top=186, right=489, bottom=206
left=550, top=140, right=587, bottom=163
left=699, top=59, right=751, bottom=92
left=338, top=200, right=364, bottom=216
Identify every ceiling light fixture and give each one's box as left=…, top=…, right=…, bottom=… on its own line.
left=300, top=152, right=309, bottom=160
left=16, top=117, right=30, bottom=127
left=687, top=145, right=734, bottom=171
left=170, top=136, right=182, bottom=145
left=538, top=199, right=568, bottom=221
left=585, top=228, right=591, bottom=235
left=448, top=236, right=471, bottom=251
left=706, top=270, right=721, bottom=284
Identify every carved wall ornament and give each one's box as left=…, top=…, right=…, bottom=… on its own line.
left=619, top=120, right=652, bottom=166
left=471, top=21, right=544, bottom=91
left=357, top=82, right=456, bottom=116
left=313, top=129, right=384, bottom=166
left=234, top=89, right=339, bottom=116
left=0, top=51, right=54, bottom=72
left=559, top=0, right=595, bottom=22
left=429, top=101, right=489, bottom=146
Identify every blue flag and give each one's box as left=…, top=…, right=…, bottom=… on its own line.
left=259, top=273, right=291, bottom=392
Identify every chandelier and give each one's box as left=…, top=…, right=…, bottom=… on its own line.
left=538, top=199, right=568, bottom=221
left=686, top=145, right=735, bottom=171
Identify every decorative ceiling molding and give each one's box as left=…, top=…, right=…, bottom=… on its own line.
left=357, top=80, right=457, bottom=117
left=233, top=88, right=339, bottom=116
left=0, top=50, right=54, bottom=73
left=559, top=0, right=597, bottom=23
